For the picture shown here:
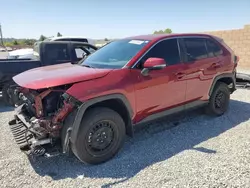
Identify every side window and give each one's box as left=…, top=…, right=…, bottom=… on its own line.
left=139, top=39, right=180, bottom=67
left=75, top=47, right=86, bottom=58
left=44, top=44, right=70, bottom=62
left=71, top=38, right=88, bottom=43
left=184, top=38, right=208, bottom=61
left=56, top=38, right=70, bottom=42
left=206, top=39, right=223, bottom=57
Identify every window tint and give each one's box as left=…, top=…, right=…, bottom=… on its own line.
left=184, top=38, right=208, bottom=61
left=44, top=44, right=70, bottom=62
left=56, top=38, right=70, bottom=41
left=71, top=38, right=88, bottom=43
left=140, top=39, right=180, bottom=66
left=206, top=39, right=223, bottom=57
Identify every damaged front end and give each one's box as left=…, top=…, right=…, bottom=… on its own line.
left=8, top=85, right=80, bottom=157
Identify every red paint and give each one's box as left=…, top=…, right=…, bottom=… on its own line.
left=143, top=58, right=166, bottom=68
left=13, top=63, right=112, bottom=89
left=52, top=101, right=74, bottom=124
left=14, top=34, right=236, bottom=124
left=34, top=89, right=52, bottom=117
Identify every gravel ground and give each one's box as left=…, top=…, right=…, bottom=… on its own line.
left=0, top=88, right=250, bottom=188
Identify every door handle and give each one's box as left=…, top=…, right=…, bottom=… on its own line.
left=211, top=62, right=221, bottom=69
left=175, top=72, right=185, bottom=79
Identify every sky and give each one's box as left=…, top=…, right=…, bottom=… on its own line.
left=1, top=0, right=250, bottom=39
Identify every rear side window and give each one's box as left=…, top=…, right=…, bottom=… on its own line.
left=206, top=39, right=223, bottom=57
left=141, top=39, right=180, bottom=66
left=75, top=47, right=86, bottom=58
left=56, top=38, right=70, bottom=42
left=71, top=38, right=88, bottom=43
left=183, top=38, right=208, bottom=61
left=44, top=44, right=70, bottom=62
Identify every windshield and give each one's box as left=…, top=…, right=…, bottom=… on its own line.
left=81, top=39, right=150, bottom=69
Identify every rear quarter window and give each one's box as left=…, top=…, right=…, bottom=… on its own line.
left=44, top=43, right=70, bottom=62
left=183, top=38, right=208, bottom=61
left=206, top=39, right=223, bottom=57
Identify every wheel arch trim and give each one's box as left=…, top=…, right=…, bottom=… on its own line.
left=69, top=93, right=134, bottom=145
left=209, top=73, right=236, bottom=96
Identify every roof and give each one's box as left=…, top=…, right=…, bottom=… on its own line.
left=124, top=33, right=214, bottom=41
left=46, top=36, right=94, bottom=41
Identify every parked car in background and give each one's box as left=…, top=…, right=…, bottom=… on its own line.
left=43, top=36, right=95, bottom=46
left=7, top=48, right=34, bottom=59
left=7, top=36, right=96, bottom=60
left=8, top=33, right=237, bottom=165
left=0, top=41, right=97, bottom=105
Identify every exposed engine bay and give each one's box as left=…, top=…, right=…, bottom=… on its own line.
left=8, top=85, right=80, bottom=157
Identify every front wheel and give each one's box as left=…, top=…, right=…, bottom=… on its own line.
left=205, top=82, right=230, bottom=116
left=72, top=107, right=126, bottom=164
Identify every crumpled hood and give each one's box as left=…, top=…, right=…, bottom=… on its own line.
left=13, top=63, right=112, bottom=89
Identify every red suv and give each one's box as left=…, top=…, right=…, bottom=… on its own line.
left=9, top=33, right=238, bottom=164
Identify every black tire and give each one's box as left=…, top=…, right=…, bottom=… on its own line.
left=71, top=107, right=126, bottom=164
left=206, top=82, right=230, bottom=116
left=2, top=84, right=13, bottom=106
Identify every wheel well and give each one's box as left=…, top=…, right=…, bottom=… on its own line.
left=84, top=99, right=133, bottom=136
left=216, top=77, right=235, bottom=92
left=217, top=77, right=233, bottom=85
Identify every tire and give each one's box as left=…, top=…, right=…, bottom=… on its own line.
left=2, top=84, right=14, bottom=106
left=206, top=82, right=230, bottom=116
left=71, top=107, right=126, bottom=164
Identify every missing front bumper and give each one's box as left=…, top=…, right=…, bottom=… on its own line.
left=8, top=105, right=61, bottom=157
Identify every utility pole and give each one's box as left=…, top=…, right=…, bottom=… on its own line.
left=0, top=23, right=3, bottom=45
left=0, top=23, right=7, bottom=51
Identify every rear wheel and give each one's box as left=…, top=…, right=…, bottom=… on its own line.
left=72, top=107, right=126, bottom=164
left=206, top=82, right=230, bottom=116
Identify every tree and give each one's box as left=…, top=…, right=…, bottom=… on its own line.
left=39, top=35, right=47, bottom=41
left=153, top=28, right=172, bottom=34
left=13, top=40, right=18, bottom=45
left=57, top=32, right=62, bottom=37
left=104, top=38, right=108, bottom=41
left=164, top=28, right=172, bottom=33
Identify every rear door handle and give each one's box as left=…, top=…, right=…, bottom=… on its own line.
left=175, top=72, right=185, bottom=79
left=211, top=62, right=221, bottom=69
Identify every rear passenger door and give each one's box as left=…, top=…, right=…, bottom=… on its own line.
left=181, top=37, right=220, bottom=102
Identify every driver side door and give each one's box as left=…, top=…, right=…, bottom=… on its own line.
left=131, top=38, right=188, bottom=123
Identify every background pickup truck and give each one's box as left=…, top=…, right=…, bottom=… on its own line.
left=0, top=41, right=97, bottom=105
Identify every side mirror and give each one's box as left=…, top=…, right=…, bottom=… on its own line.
left=141, top=57, right=167, bottom=76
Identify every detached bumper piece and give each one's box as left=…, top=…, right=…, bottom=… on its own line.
left=8, top=105, right=61, bottom=158
left=8, top=118, right=33, bottom=150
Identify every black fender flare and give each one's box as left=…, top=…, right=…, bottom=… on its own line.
left=209, top=72, right=236, bottom=96
left=69, top=93, right=134, bottom=145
